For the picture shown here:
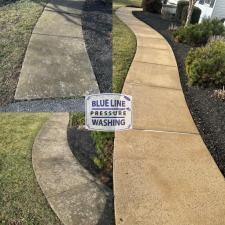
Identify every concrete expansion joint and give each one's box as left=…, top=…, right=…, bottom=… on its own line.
left=137, top=45, right=170, bottom=50
left=138, top=45, right=170, bottom=51
left=46, top=178, right=105, bottom=199
left=134, top=60, right=177, bottom=68
left=132, top=128, right=200, bottom=136
left=126, top=81, right=182, bottom=91
left=32, top=32, right=84, bottom=40
left=136, top=35, right=166, bottom=40
left=45, top=9, right=81, bottom=16
left=47, top=185, right=79, bottom=199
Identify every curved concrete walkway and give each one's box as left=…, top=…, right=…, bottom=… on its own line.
left=32, top=113, right=113, bottom=225
left=114, top=7, right=225, bottom=225
left=15, top=0, right=99, bottom=100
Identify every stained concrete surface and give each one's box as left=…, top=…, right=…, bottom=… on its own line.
left=32, top=113, right=113, bottom=225
left=15, top=0, right=99, bottom=100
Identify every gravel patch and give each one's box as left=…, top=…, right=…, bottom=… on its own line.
left=0, top=98, right=85, bottom=112
left=82, top=0, right=112, bottom=93
left=133, top=11, right=225, bottom=177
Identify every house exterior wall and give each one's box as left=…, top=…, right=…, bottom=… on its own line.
left=211, top=0, right=225, bottom=20
left=167, top=0, right=180, bottom=5
left=195, top=1, right=214, bottom=22
left=168, top=0, right=225, bottom=24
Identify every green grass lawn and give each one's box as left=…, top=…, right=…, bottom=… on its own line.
left=113, top=0, right=142, bottom=8
left=112, top=0, right=141, bottom=93
left=0, top=113, right=62, bottom=225
left=0, top=0, right=47, bottom=106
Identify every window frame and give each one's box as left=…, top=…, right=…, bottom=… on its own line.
left=198, top=0, right=215, bottom=8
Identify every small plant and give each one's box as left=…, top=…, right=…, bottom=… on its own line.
left=208, top=35, right=225, bottom=43
left=91, top=132, right=114, bottom=169
left=8, top=220, right=23, bottom=225
left=168, top=23, right=178, bottom=31
left=185, top=40, right=225, bottom=86
left=69, top=112, right=85, bottom=129
left=213, top=86, right=225, bottom=101
left=173, top=18, right=225, bottom=46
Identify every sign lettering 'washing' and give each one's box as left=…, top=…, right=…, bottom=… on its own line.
left=85, top=94, right=132, bottom=131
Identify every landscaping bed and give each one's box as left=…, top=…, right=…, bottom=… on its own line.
left=68, top=113, right=114, bottom=189
left=0, top=0, right=47, bottom=106
left=82, top=0, right=112, bottom=93
left=133, top=11, right=225, bottom=176
left=67, top=113, right=114, bottom=224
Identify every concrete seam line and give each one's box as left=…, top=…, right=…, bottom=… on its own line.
left=125, top=81, right=182, bottom=91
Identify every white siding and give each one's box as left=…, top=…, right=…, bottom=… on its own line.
left=169, top=0, right=225, bottom=24
left=167, top=0, right=180, bottom=5
left=212, top=0, right=225, bottom=20
left=195, top=1, right=214, bottom=22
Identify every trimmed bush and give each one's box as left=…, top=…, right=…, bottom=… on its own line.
left=176, top=0, right=189, bottom=21
left=185, top=41, right=225, bottom=86
left=181, top=5, right=201, bottom=25
left=142, top=0, right=162, bottom=14
left=173, top=18, right=225, bottom=46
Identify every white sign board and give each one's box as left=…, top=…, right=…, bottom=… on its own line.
left=85, top=93, right=132, bottom=131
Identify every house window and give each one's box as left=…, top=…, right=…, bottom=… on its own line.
left=199, top=0, right=215, bottom=7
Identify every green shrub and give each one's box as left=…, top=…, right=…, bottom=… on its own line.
left=91, top=132, right=114, bottom=169
left=69, top=113, right=114, bottom=170
left=185, top=41, right=225, bottom=86
left=69, top=112, right=85, bottom=127
left=142, top=0, right=162, bottom=14
left=176, top=0, right=189, bottom=21
left=173, top=18, right=225, bottom=46
left=174, top=24, right=209, bottom=45
left=181, top=5, right=201, bottom=25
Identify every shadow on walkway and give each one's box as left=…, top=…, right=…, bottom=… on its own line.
left=67, top=127, right=115, bottom=225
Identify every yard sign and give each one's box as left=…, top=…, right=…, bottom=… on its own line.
left=85, top=93, right=132, bottom=131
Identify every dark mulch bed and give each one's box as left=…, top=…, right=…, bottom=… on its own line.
left=133, top=11, right=225, bottom=177
left=67, top=127, right=115, bottom=225
left=82, top=0, right=112, bottom=93
left=67, top=127, right=113, bottom=188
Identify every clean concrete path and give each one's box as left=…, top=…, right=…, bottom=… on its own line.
left=32, top=113, right=113, bottom=225
left=114, top=7, right=225, bottom=225
left=15, top=0, right=99, bottom=100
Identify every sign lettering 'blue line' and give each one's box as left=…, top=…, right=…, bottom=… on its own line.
left=91, top=108, right=126, bottom=110
left=92, top=117, right=125, bottom=119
